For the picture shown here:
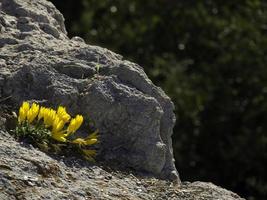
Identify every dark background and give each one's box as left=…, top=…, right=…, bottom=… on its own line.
left=48, top=1, right=267, bottom=199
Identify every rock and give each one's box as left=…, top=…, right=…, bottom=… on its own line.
left=0, top=0, right=178, bottom=181
left=0, top=0, right=246, bottom=199
left=0, top=130, right=245, bottom=200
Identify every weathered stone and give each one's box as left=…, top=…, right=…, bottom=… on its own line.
left=0, top=0, right=178, bottom=181
left=0, top=0, right=246, bottom=199
left=0, top=130, right=245, bottom=200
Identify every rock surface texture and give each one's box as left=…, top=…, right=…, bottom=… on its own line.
left=0, top=0, right=245, bottom=199
left=0, top=130, right=244, bottom=200
left=0, top=0, right=177, bottom=181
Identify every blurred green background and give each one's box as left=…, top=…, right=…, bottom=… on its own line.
left=48, top=0, right=267, bottom=199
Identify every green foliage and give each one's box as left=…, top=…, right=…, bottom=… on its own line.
left=49, top=0, right=267, bottom=199
left=14, top=121, right=64, bottom=153
left=14, top=121, right=50, bottom=144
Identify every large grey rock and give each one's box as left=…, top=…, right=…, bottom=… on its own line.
left=0, top=0, right=178, bottom=181
left=0, top=130, right=245, bottom=200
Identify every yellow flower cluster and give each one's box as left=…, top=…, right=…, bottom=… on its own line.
left=19, top=102, right=39, bottom=123
left=18, top=102, right=98, bottom=147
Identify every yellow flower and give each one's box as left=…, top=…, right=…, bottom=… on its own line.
left=22, top=101, right=30, bottom=111
left=72, top=138, right=97, bottom=146
left=71, top=138, right=86, bottom=145
left=27, top=103, right=40, bottom=123
left=71, top=130, right=98, bottom=146
left=43, top=108, right=57, bottom=127
left=18, top=102, right=30, bottom=123
left=18, top=107, right=27, bottom=123
left=67, top=115, right=83, bottom=135
left=51, top=116, right=67, bottom=143
left=51, top=132, right=67, bottom=142
left=51, top=115, right=68, bottom=143
left=57, top=106, right=71, bottom=124
left=38, top=106, right=46, bottom=121
left=16, top=102, right=98, bottom=155
left=52, top=116, right=64, bottom=134
left=85, top=138, right=98, bottom=145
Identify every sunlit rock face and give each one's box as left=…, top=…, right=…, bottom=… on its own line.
left=0, top=0, right=179, bottom=181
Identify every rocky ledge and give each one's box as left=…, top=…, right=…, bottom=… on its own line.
left=0, top=130, right=244, bottom=199
left=0, top=0, right=244, bottom=199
